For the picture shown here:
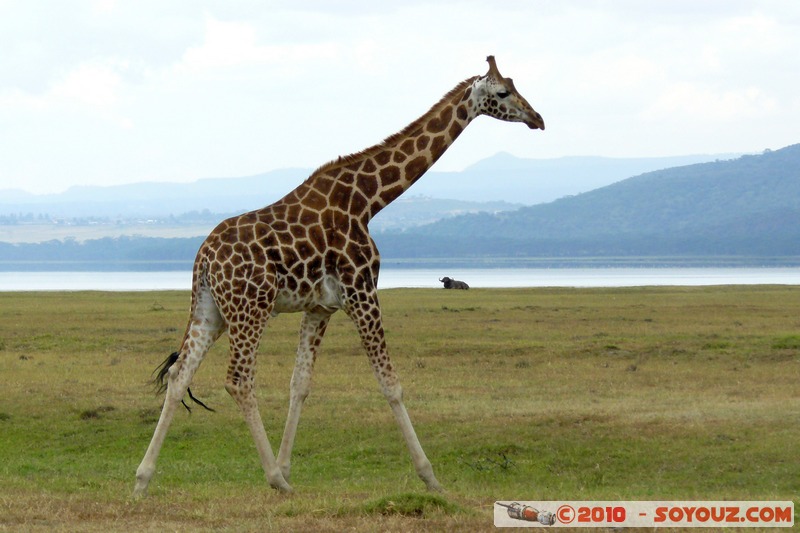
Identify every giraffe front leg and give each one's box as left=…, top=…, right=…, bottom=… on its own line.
left=347, top=290, right=443, bottom=492
left=226, top=376, right=292, bottom=493
left=277, top=311, right=330, bottom=481
left=224, top=321, right=292, bottom=493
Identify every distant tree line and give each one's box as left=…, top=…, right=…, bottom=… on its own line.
left=0, top=236, right=203, bottom=270
left=1, top=232, right=798, bottom=271
left=0, top=209, right=232, bottom=226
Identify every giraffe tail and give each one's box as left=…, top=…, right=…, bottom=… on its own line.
left=151, top=351, right=215, bottom=413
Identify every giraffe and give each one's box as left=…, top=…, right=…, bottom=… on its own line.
left=133, top=55, right=544, bottom=496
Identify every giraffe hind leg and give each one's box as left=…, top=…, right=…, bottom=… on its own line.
left=134, top=285, right=223, bottom=497
left=277, top=311, right=331, bottom=481
left=134, top=344, right=213, bottom=497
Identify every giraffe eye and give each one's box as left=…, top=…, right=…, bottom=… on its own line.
left=497, top=90, right=510, bottom=99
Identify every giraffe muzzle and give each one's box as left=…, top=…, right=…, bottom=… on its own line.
left=525, top=111, right=545, bottom=130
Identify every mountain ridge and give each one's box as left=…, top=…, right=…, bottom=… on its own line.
left=376, top=144, right=800, bottom=257
left=1, top=152, right=739, bottom=217
left=5, top=146, right=796, bottom=266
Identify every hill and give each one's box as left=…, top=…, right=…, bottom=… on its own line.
left=413, top=151, right=739, bottom=205
left=0, top=152, right=734, bottom=219
left=4, top=147, right=794, bottom=269
left=377, top=145, right=800, bottom=258
left=0, top=151, right=737, bottom=245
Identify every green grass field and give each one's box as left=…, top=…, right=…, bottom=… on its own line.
left=1, top=286, right=798, bottom=531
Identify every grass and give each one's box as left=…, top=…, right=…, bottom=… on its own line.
left=0, top=286, right=799, bottom=531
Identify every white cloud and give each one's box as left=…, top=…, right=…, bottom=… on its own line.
left=642, top=83, right=778, bottom=122
left=91, top=0, right=117, bottom=14
left=51, top=62, right=124, bottom=107
left=1, top=1, right=800, bottom=193
left=718, top=13, right=789, bottom=53
left=180, top=14, right=339, bottom=71
left=0, top=60, right=127, bottom=111
left=0, top=88, right=43, bottom=111
left=0, top=57, right=134, bottom=136
left=579, top=52, right=663, bottom=92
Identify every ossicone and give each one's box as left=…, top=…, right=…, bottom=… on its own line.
left=485, top=55, right=503, bottom=79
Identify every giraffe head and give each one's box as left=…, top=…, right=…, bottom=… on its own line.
left=473, top=55, right=545, bottom=130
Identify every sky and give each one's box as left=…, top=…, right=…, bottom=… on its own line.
left=1, top=1, right=799, bottom=194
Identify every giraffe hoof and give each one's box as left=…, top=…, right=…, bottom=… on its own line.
left=274, top=482, right=293, bottom=493
left=132, top=476, right=151, bottom=499
left=269, top=476, right=293, bottom=493
left=426, top=480, right=445, bottom=493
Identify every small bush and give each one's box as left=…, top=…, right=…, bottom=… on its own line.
left=79, top=406, right=116, bottom=420
left=364, top=493, right=459, bottom=517
left=772, top=335, right=800, bottom=350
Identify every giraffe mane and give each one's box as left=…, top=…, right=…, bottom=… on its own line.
left=311, top=76, right=479, bottom=176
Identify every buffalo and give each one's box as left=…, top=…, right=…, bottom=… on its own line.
left=439, top=277, right=469, bottom=290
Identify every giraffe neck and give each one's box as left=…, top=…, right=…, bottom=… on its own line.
left=303, top=76, right=481, bottom=224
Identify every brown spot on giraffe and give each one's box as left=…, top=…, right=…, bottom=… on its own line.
left=400, top=138, right=416, bottom=156
left=405, top=155, right=428, bottom=180
left=356, top=174, right=378, bottom=197
left=378, top=165, right=401, bottom=186
left=429, top=135, right=448, bottom=160
left=134, top=55, right=544, bottom=498
left=374, top=150, right=391, bottom=166
left=426, top=105, right=453, bottom=133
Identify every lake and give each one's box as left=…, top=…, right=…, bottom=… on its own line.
left=2, top=267, right=800, bottom=291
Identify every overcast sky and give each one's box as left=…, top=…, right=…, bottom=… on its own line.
left=2, top=0, right=798, bottom=194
